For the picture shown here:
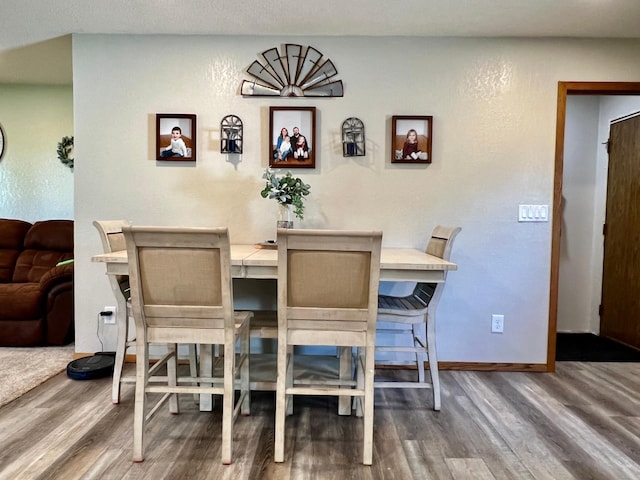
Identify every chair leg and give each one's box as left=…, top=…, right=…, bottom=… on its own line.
left=221, top=340, right=234, bottom=465
left=189, top=344, right=199, bottom=403
left=338, top=346, right=352, bottom=415
left=240, top=326, right=251, bottom=416
left=274, top=340, right=288, bottom=462
left=168, top=344, right=179, bottom=414
left=285, top=345, right=294, bottom=416
left=425, top=317, right=441, bottom=411
left=413, top=323, right=426, bottom=383
left=362, top=345, right=375, bottom=466
left=133, top=339, right=148, bottom=463
left=112, top=303, right=129, bottom=404
left=355, top=347, right=364, bottom=418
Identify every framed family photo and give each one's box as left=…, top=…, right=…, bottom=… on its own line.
left=391, top=115, right=432, bottom=164
left=156, top=114, right=196, bottom=161
left=269, top=106, right=316, bottom=168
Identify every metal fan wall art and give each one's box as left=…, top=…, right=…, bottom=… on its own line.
left=241, top=44, right=343, bottom=97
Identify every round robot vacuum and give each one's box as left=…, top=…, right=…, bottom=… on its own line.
left=67, top=353, right=115, bottom=380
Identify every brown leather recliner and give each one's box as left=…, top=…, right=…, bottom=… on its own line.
left=0, top=219, right=74, bottom=346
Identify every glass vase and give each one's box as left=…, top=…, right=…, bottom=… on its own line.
left=277, top=203, right=294, bottom=229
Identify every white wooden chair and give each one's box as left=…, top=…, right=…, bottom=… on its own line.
left=123, top=226, right=252, bottom=465
left=94, top=220, right=199, bottom=404
left=274, top=228, right=382, bottom=465
left=93, top=220, right=135, bottom=404
left=375, top=225, right=461, bottom=411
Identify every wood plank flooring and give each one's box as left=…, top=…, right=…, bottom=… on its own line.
left=0, top=362, right=638, bottom=479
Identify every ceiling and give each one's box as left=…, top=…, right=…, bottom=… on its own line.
left=1, top=0, right=640, bottom=85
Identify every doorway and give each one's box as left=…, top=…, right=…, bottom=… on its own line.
left=549, top=82, right=640, bottom=371
left=600, top=113, right=640, bottom=348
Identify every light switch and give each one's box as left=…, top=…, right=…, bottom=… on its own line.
left=519, top=204, right=549, bottom=222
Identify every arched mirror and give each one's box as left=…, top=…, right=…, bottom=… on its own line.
left=342, top=117, right=365, bottom=157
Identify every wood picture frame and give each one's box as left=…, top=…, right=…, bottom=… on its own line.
left=391, top=115, right=432, bottom=164
left=269, top=106, right=316, bottom=168
left=156, top=114, right=196, bottom=161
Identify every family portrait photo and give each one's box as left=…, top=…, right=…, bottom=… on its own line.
left=269, top=107, right=316, bottom=168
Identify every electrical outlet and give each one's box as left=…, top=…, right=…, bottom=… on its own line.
left=491, top=314, right=504, bottom=333
left=101, top=306, right=117, bottom=325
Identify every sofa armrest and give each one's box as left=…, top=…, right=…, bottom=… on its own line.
left=45, top=281, right=74, bottom=345
left=41, top=263, right=74, bottom=345
left=39, top=262, right=74, bottom=292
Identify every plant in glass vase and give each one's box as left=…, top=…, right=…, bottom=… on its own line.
left=260, top=168, right=311, bottom=227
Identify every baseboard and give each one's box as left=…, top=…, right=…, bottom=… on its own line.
left=437, top=362, right=548, bottom=372
left=73, top=352, right=549, bottom=372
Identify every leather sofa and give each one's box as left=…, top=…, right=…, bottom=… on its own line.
left=0, top=218, right=74, bottom=346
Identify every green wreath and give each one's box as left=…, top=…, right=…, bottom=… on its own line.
left=57, top=136, right=74, bottom=170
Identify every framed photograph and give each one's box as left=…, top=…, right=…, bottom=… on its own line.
left=156, top=114, right=196, bottom=161
left=269, top=106, right=316, bottom=168
left=391, top=115, right=432, bottom=164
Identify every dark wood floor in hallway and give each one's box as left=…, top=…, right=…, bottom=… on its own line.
left=0, top=362, right=638, bottom=479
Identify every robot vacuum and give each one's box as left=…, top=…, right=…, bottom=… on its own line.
left=66, top=352, right=115, bottom=380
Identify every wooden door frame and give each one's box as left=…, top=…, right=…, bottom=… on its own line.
left=548, top=82, right=640, bottom=372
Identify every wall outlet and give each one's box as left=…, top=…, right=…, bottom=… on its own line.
left=101, top=306, right=117, bottom=325
left=491, top=314, right=504, bottom=333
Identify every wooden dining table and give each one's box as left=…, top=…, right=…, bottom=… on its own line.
left=92, top=244, right=457, bottom=409
left=91, top=244, right=457, bottom=281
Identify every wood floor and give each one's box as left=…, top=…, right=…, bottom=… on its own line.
left=0, top=362, right=639, bottom=479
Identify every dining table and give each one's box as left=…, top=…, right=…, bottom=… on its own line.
left=91, top=244, right=457, bottom=281
left=92, top=244, right=457, bottom=409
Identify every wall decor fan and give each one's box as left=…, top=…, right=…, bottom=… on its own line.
left=241, top=44, right=343, bottom=98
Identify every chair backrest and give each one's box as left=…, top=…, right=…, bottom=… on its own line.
left=93, top=220, right=130, bottom=294
left=415, top=225, right=461, bottom=308
left=93, top=220, right=129, bottom=253
left=425, top=225, right=461, bottom=262
left=122, top=226, right=234, bottom=342
left=277, top=228, right=382, bottom=345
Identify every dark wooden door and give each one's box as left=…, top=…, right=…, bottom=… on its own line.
left=601, top=113, right=640, bottom=348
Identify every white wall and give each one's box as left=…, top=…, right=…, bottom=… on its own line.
left=0, top=84, right=73, bottom=221
left=558, top=96, right=600, bottom=332
left=73, top=35, right=640, bottom=363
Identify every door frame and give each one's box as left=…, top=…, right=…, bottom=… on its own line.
left=548, top=82, right=640, bottom=372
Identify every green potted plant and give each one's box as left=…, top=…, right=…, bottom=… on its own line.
left=260, top=168, right=311, bottom=226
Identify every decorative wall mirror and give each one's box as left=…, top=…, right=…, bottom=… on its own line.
left=220, top=115, right=243, bottom=154
left=0, top=123, right=5, bottom=161
left=341, top=117, right=365, bottom=157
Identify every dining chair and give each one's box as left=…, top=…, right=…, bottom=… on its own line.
left=94, top=220, right=200, bottom=404
left=122, top=225, right=252, bottom=465
left=375, top=225, right=461, bottom=411
left=274, top=228, right=382, bottom=465
left=93, top=220, right=134, bottom=404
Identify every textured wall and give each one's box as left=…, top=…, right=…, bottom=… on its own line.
left=0, top=84, right=73, bottom=222
left=73, top=35, right=640, bottom=362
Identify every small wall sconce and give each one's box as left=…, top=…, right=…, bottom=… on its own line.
left=341, top=117, right=365, bottom=157
left=221, top=115, right=243, bottom=154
